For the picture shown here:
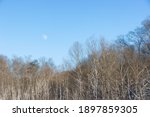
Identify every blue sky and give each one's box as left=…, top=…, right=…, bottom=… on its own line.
left=0, top=0, right=150, bottom=65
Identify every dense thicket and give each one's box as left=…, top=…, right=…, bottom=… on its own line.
left=0, top=18, right=150, bottom=100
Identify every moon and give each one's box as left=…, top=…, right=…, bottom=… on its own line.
left=42, top=34, right=48, bottom=40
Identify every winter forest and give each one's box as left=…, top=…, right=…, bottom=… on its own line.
left=0, top=18, right=150, bottom=100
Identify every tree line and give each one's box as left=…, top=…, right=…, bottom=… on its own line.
left=0, top=17, right=150, bottom=99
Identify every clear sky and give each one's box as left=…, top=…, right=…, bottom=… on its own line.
left=0, top=0, right=150, bottom=65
